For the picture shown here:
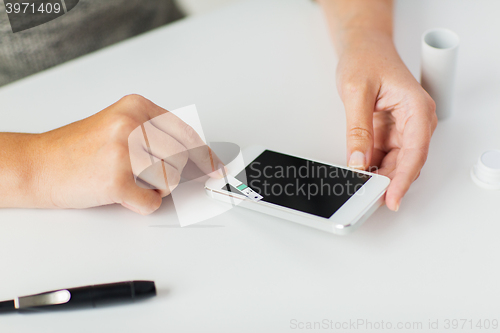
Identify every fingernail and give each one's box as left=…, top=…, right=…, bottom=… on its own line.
left=349, top=151, right=366, bottom=169
left=394, top=200, right=401, bottom=212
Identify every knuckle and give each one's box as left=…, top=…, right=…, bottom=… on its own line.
left=340, top=79, right=370, bottom=99
left=348, top=126, right=373, bottom=142
left=120, top=94, right=148, bottom=108
left=107, top=114, right=138, bottom=138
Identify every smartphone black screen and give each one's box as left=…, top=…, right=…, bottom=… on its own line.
left=222, top=150, right=371, bottom=219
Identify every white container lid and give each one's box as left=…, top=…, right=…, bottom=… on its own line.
left=471, top=150, right=500, bottom=189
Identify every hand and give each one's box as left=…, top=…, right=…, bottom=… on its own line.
left=336, top=32, right=437, bottom=211
left=31, top=94, right=222, bottom=214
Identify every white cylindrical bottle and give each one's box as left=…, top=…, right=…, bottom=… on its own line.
left=471, top=150, right=500, bottom=190
left=420, top=28, right=460, bottom=120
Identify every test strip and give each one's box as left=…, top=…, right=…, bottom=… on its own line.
left=226, top=175, right=263, bottom=202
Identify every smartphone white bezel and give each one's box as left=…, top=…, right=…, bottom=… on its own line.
left=205, top=146, right=390, bottom=234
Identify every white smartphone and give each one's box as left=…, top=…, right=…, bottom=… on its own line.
left=205, top=146, right=390, bottom=235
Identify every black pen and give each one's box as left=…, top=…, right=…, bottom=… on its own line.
left=0, top=281, right=156, bottom=312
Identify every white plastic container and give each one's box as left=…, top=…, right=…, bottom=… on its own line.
left=420, top=28, right=460, bottom=120
left=471, top=150, right=500, bottom=190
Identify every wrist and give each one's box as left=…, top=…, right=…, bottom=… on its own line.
left=336, top=28, right=395, bottom=57
left=25, top=133, right=51, bottom=208
left=0, top=133, right=49, bottom=208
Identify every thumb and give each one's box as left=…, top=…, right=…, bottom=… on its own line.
left=120, top=181, right=163, bottom=215
left=342, top=85, right=376, bottom=170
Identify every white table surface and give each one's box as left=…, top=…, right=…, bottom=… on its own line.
left=1, top=0, right=500, bottom=332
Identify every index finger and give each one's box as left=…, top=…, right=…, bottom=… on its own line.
left=385, top=114, right=434, bottom=211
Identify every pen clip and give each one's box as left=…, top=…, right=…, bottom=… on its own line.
left=15, top=290, right=71, bottom=309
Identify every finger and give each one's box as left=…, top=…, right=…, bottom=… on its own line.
left=385, top=117, right=433, bottom=211
left=149, top=111, right=224, bottom=178
left=139, top=122, right=189, bottom=172
left=128, top=129, right=183, bottom=194
left=120, top=181, right=162, bottom=215
left=341, top=82, right=378, bottom=170
left=123, top=96, right=225, bottom=178
left=137, top=160, right=182, bottom=197
left=128, top=121, right=188, bottom=183
left=370, top=147, right=387, bottom=169
left=377, top=148, right=399, bottom=179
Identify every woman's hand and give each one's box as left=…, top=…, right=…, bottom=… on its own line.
left=336, top=31, right=437, bottom=211
left=5, top=94, right=222, bottom=214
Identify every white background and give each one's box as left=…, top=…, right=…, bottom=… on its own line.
left=178, top=0, right=236, bottom=15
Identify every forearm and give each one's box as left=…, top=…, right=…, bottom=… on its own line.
left=317, top=0, right=394, bottom=54
left=0, top=133, right=45, bottom=208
